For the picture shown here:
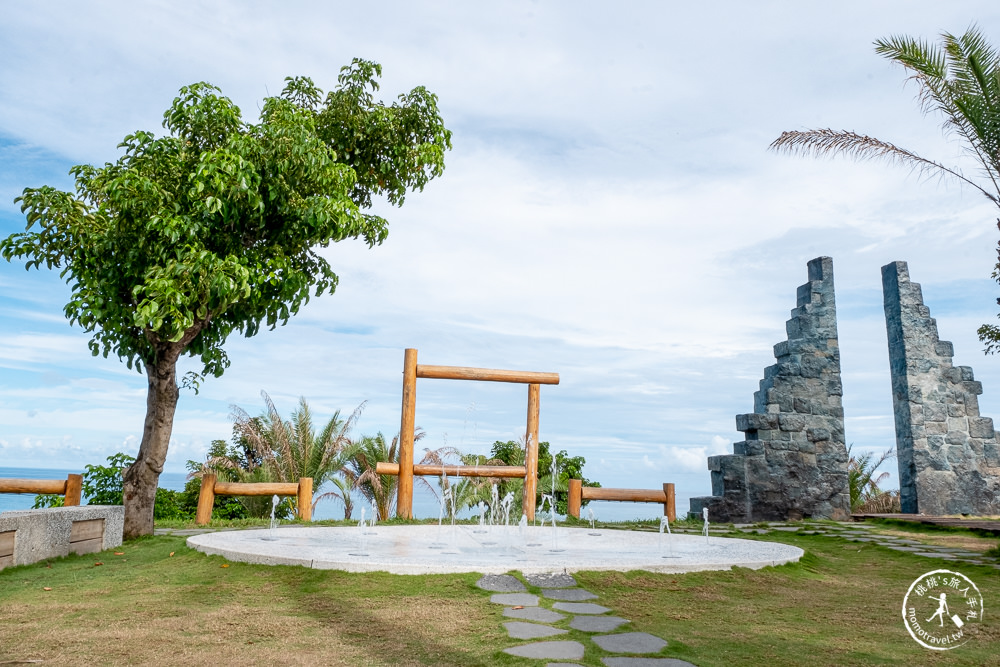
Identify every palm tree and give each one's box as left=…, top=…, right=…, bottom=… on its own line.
left=771, top=26, right=1000, bottom=348
left=347, top=429, right=424, bottom=521
left=206, top=391, right=362, bottom=516
left=847, top=445, right=900, bottom=513
left=315, top=473, right=356, bottom=520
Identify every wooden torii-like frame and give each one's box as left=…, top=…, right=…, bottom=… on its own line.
left=375, top=348, right=559, bottom=521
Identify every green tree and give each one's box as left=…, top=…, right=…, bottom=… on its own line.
left=1, top=61, right=451, bottom=538
left=490, top=440, right=599, bottom=516
left=771, top=27, right=1000, bottom=349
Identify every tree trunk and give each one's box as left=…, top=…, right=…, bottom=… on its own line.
left=122, top=351, right=180, bottom=539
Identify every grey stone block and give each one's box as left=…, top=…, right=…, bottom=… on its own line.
left=490, top=593, right=538, bottom=606
left=524, top=572, right=577, bottom=588
left=569, top=615, right=629, bottom=632
left=504, top=621, right=569, bottom=639
left=552, top=602, right=611, bottom=615
left=0, top=506, right=124, bottom=569
left=592, top=632, right=668, bottom=654
left=602, top=659, right=698, bottom=667
left=476, top=574, right=525, bottom=592
left=504, top=606, right=566, bottom=623
left=503, top=641, right=585, bottom=660
left=542, top=588, right=598, bottom=601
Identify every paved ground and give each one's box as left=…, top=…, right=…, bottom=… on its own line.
left=184, top=524, right=804, bottom=575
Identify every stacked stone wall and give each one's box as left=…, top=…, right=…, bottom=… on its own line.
left=689, top=257, right=851, bottom=522
left=881, top=261, right=1000, bottom=515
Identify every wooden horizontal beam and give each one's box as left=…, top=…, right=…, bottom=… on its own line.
left=581, top=487, right=667, bottom=503
left=416, top=364, right=559, bottom=385
left=214, top=482, right=300, bottom=496
left=0, top=479, right=67, bottom=495
left=375, top=462, right=528, bottom=478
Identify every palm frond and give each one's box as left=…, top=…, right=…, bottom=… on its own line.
left=770, top=129, right=999, bottom=204
left=874, top=28, right=1000, bottom=197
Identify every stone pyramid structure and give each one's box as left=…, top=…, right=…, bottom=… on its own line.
left=689, top=256, right=851, bottom=522
left=882, top=261, right=1000, bottom=515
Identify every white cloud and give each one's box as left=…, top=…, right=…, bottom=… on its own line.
left=3, top=2, right=1000, bottom=516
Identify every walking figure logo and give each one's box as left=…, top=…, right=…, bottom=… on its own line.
left=902, top=569, right=983, bottom=650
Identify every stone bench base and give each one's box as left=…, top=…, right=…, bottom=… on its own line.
left=0, top=506, right=124, bottom=570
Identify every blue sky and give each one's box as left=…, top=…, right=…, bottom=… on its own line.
left=4, top=1, right=1000, bottom=517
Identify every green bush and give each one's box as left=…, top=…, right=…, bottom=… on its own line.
left=32, top=493, right=64, bottom=509
left=82, top=452, right=135, bottom=505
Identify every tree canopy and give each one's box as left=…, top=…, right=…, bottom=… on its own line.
left=1, top=59, right=452, bottom=537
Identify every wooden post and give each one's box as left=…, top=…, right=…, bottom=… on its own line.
left=397, top=348, right=418, bottom=519
left=523, top=382, right=540, bottom=521
left=297, top=477, right=313, bottom=522
left=664, top=482, right=676, bottom=521
left=64, top=474, right=83, bottom=506
left=568, top=478, right=582, bottom=518
left=195, top=473, right=217, bottom=525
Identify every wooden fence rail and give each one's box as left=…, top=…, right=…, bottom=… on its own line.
left=568, top=479, right=675, bottom=521
left=0, top=474, right=83, bottom=507
left=374, top=463, right=528, bottom=478
left=195, top=473, right=312, bottom=525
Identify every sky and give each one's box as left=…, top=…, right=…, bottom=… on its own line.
left=3, top=1, right=1000, bottom=519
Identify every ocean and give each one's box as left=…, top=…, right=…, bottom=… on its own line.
left=0, top=466, right=673, bottom=522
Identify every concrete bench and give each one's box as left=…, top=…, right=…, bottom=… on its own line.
left=0, top=505, right=124, bottom=570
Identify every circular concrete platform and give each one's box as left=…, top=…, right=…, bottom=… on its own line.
left=186, top=525, right=803, bottom=575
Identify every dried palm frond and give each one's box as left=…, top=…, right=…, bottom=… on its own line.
left=858, top=490, right=902, bottom=514
left=770, top=129, right=998, bottom=204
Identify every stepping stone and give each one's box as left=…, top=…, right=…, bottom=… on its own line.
left=553, top=602, right=611, bottom=614
left=491, top=593, right=538, bottom=606
left=593, top=632, right=668, bottom=653
left=476, top=574, right=526, bottom=592
left=543, top=588, right=598, bottom=601
left=914, top=552, right=957, bottom=559
left=603, top=659, right=698, bottom=667
left=504, top=621, right=569, bottom=640
left=886, top=546, right=922, bottom=552
left=505, top=606, right=566, bottom=623
left=847, top=537, right=875, bottom=542
left=570, top=615, right=629, bottom=632
left=524, top=572, right=578, bottom=588
left=601, top=658, right=697, bottom=667
left=771, top=526, right=801, bottom=532
left=503, top=641, right=585, bottom=660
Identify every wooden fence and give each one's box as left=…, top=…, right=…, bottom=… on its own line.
left=195, top=473, right=313, bottom=524
left=0, top=474, right=83, bottom=507
left=568, top=479, right=675, bottom=521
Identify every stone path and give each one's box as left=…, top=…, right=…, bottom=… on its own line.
left=730, top=521, right=1000, bottom=569
left=477, top=572, right=696, bottom=666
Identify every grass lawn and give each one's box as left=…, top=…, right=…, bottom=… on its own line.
left=0, top=519, right=997, bottom=666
